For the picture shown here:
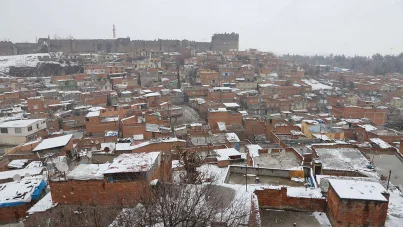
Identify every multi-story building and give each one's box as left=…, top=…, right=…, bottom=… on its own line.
left=0, top=119, right=47, bottom=145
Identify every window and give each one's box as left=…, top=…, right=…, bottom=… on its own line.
left=33, top=105, right=38, bottom=110
left=28, top=126, right=32, bottom=131
left=1, top=128, right=8, bottom=134
left=44, top=104, right=47, bottom=108
left=15, top=128, right=22, bottom=134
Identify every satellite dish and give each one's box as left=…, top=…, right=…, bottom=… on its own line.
left=91, top=140, right=94, bottom=144
left=13, top=174, right=21, bottom=181
left=95, top=140, right=99, bottom=144
left=74, top=148, right=78, bottom=152
left=87, top=151, right=93, bottom=158
left=56, top=162, right=68, bottom=172
left=24, top=173, right=31, bottom=178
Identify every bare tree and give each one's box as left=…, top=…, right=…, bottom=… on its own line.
left=174, top=144, right=202, bottom=184
left=111, top=181, right=249, bottom=227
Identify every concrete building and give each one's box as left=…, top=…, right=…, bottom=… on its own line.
left=0, top=119, right=46, bottom=145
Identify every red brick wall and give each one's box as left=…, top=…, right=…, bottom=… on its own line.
left=50, top=155, right=172, bottom=206
left=85, top=117, right=119, bottom=134
left=331, top=106, right=387, bottom=125
left=208, top=111, right=242, bottom=130
left=243, top=119, right=266, bottom=141
left=50, top=180, right=148, bottom=206
left=207, top=91, right=236, bottom=102
left=254, top=187, right=326, bottom=212
left=327, top=185, right=388, bottom=227
left=249, top=194, right=262, bottom=227
left=0, top=203, right=32, bottom=223
left=122, top=124, right=146, bottom=138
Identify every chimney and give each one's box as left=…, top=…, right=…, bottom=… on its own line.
left=113, top=24, right=116, bottom=39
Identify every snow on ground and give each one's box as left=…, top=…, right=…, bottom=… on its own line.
left=0, top=53, right=52, bottom=73
left=197, top=164, right=229, bottom=183
left=312, top=211, right=331, bottom=226
left=28, top=192, right=57, bottom=214
left=287, top=187, right=323, bottom=198
left=386, top=188, right=403, bottom=227
left=302, top=79, right=333, bottom=90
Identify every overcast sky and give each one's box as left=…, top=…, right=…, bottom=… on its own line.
left=1, top=0, right=403, bottom=56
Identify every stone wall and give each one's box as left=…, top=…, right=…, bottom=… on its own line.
left=0, top=41, right=14, bottom=56
left=211, top=33, right=239, bottom=52
left=0, top=34, right=221, bottom=55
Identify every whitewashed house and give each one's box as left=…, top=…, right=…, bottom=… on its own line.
left=0, top=119, right=46, bottom=145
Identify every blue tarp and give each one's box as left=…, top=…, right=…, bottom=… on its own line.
left=31, top=180, right=47, bottom=200
left=0, top=180, right=47, bottom=208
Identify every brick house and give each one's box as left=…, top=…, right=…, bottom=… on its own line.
left=199, top=70, right=219, bottom=86
left=327, top=179, right=389, bottom=227
left=208, top=108, right=242, bottom=131
left=32, top=134, right=73, bottom=158
left=50, top=152, right=171, bottom=206
left=331, top=105, right=388, bottom=125
left=0, top=177, right=47, bottom=223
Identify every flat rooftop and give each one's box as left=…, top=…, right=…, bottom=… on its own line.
left=329, top=179, right=388, bottom=201
left=315, top=147, right=370, bottom=171
left=259, top=209, right=331, bottom=227
left=226, top=173, right=304, bottom=187
left=370, top=152, right=403, bottom=187
left=253, top=151, right=301, bottom=169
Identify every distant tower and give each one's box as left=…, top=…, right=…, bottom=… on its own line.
left=113, top=24, right=116, bottom=39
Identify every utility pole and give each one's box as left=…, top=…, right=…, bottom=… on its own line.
left=387, top=170, right=392, bottom=190
left=245, top=163, right=248, bottom=192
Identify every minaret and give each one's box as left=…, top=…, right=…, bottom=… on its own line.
left=113, top=24, right=116, bottom=39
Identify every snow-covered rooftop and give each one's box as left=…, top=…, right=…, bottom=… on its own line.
left=143, top=92, right=161, bottom=97
left=7, top=159, right=29, bottom=169
left=0, top=119, right=43, bottom=128
left=67, top=164, right=110, bottom=180
left=0, top=176, right=46, bottom=207
left=223, top=103, right=240, bottom=108
left=259, top=83, right=278, bottom=88
left=25, top=161, right=43, bottom=169
left=328, top=179, right=388, bottom=201
left=85, top=111, right=100, bottom=118
left=103, top=152, right=160, bottom=174
left=100, top=142, right=116, bottom=152
left=358, top=124, right=377, bottom=132
left=314, top=147, right=369, bottom=171
left=33, top=134, right=73, bottom=152
left=302, top=79, right=332, bottom=90
left=287, top=187, right=323, bottom=198
left=0, top=167, right=44, bottom=181
left=214, top=148, right=245, bottom=161
left=225, top=132, right=240, bottom=143
left=246, top=144, right=262, bottom=158
left=27, top=192, right=57, bottom=215
left=369, top=138, right=392, bottom=149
